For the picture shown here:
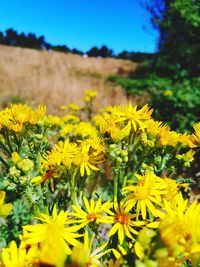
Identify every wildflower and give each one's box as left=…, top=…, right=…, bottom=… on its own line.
left=61, top=122, right=98, bottom=139
left=108, top=258, right=122, bottom=267
left=71, top=196, right=112, bottom=229
left=157, top=125, right=179, bottom=146
left=22, top=205, right=82, bottom=256
left=42, top=139, right=78, bottom=169
left=0, top=191, right=13, bottom=217
left=73, top=141, right=104, bottom=177
left=123, top=172, right=165, bottom=220
left=67, top=103, right=82, bottom=114
left=159, top=194, right=200, bottom=262
left=44, top=114, right=62, bottom=126
left=192, top=122, right=200, bottom=145
left=162, top=177, right=179, bottom=201
left=11, top=152, right=21, bottom=164
left=107, top=200, right=145, bottom=244
left=163, top=89, right=173, bottom=97
left=145, top=119, right=164, bottom=137
left=84, top=89, right=97, bottom=102
left=71, top=231, right=111, bottom=267
left=114, top=103, right=153, bottom=132
left=75, top=122, right=98, bottom=138
left=177, top=133, right=195, bottom=148
left=62, top=114, right=80, bottom=123
left=1, top=240, right=37, bottom=267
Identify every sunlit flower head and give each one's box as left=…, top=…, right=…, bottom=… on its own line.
left=1, top=240, right=37, bottom=267
left=0, top=104, right=46, bottom=132
left=159, top=194, right=200, bottom=262
left=73, top=140, right=105, bottom=177
left=22, top=205, right=82, bottom=256
left=114, top=103, right=153, bottom=132
left=107, top=199, right=145, bottom=244
left=71, top=196, right=112, bottom=229
left=123, top=172, right=165, bottom=220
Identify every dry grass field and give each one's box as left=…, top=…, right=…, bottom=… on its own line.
left=0, top=45, right=138, bottom=114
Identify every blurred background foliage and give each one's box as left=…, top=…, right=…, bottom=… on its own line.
left=107, top=0, right=200, bottom=132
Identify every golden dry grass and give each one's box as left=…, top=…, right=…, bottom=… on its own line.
left=0, top=45, right=139, bottom=114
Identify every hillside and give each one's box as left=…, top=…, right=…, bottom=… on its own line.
left=0, top=45, right=137, bottom=114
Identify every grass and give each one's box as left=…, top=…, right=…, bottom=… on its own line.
left=0, top=45, right=137, bottom=114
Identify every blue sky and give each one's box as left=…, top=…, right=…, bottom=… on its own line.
left=0, top=0, right=159, bottom=53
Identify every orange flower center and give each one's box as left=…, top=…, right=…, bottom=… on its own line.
left=44, top=169, right=55, bottom=180
left=87, top=212, right=97, bottom=222
left=115, top=212, right=129, bottom=225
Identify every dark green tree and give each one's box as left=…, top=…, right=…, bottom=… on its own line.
left=87, top=46, right=99, bottom=57
left=145, top=0, right=200, bottom=77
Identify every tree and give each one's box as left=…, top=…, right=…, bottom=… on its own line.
left=4, top=28, right=18, bottom=46
left=87, top=46, right=99, bottom=57
left=145, top=0, right=200, bottom=77
left=99, top=45, right=113, bottom=58
left=0, top=31, right=4, bottom=44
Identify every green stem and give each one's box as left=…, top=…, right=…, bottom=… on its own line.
left=71, top=169, right=78, bottom=205
left=0, top=155, right=9, bottom=169
left=13, top=133, right=21, bottom=152
left=113, top=160, right=120, bottom=201
left=0, top=141, right=11, bottom=156
left=4, top=130, right=13, bottom=153
left=122, top=175, right=127, bottom=188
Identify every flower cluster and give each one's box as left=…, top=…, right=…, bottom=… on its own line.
left=0, top=90, right=199, bottom=266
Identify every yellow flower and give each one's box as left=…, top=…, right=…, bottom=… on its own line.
left=192, top=122, right=200, bottom=146
left=1, top=240, right=37, bottom=267
left=75, top=122, right=98, bottom=138
left=42, top=139, right=78, bottom=169
left=114, top=103, right=153, bottom=132
left=177, top=133, right=195, bottom=148
left=84, top=89, right=97, bottom=102
left=107, top=258, right=122, bottom=267
left=22, top=205, right=82, bottom=256
left=11, top=152, right=21, bottom=164
left=32, top=140, right=79, bottom=190
left=68, top=103, right=82, bottom=113
left=157, top=125, right=179, bottom=146
left=145, top=119, right=164, bottom=137
left=45, top=114, right=62, bottom=126
left=62, top=114, right=80, bottom=123
left=71, top=231, right=111, bottom=267
left=73, top=141, right=105, bottom=177
left=0, top=191, right=13, bottom=217
left=123, top=172, right=165, bottom=220
left=159, top=194, right=200, bottom=262
left=0, top=104, right=46, bottom=132
left=162, top=177, right=179, bottom=201
left=61, top=122, right=98, bottom=139
left=71, top=196, right=112, bottom=229
left=31, top=169, right=57, bottom=191
left=163, top=89, right=173, bottom=96
left=107, top=200, right=145, bottom=244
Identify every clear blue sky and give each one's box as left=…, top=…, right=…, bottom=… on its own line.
left=0, top=0, right=159, bottom=53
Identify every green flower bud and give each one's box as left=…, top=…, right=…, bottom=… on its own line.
left=17, top=159, right=34, bottom=173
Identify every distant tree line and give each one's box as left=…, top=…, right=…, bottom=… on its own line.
left=0, top=28, right=154, bottom=62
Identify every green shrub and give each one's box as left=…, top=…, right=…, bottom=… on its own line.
left=107, top=74, right=200, bottom=132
